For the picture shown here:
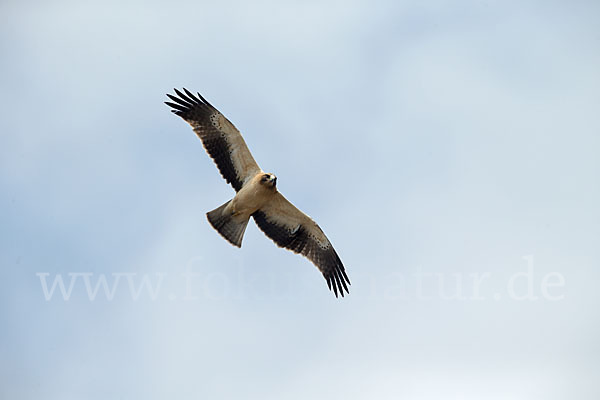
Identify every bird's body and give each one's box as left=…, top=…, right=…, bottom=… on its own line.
left=165, top=89, right=350, bottom=297
left=229, top=173, right=277, bottom=220
left=205, top=172, right=277, bottom=248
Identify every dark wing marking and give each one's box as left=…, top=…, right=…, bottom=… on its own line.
left=165, top=88, right=261, bottom=191
left=252, top=194, right=350, bottom=297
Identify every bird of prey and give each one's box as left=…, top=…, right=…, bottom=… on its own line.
left=165, top=88, right=350, bottom=297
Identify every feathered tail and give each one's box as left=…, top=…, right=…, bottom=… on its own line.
left=206, top=200, right=249, bottom=247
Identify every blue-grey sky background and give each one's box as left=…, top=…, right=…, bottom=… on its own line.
left=1, top=0, right=599, bottom=399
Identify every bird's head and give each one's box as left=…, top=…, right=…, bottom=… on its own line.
left=260, top=173, right=277, bottom=188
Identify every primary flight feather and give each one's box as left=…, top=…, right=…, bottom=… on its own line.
left=165, top=88, right=350, bottom=297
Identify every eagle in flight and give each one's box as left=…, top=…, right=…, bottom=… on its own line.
left=165, top=89, right=350, bottom=297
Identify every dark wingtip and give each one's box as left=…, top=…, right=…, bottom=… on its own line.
left=331, top=274, right=339, bottom=297
left=323, top=264, right=350, bottom=298
left=331, top=282, right=339, bottom=298
left=165, top=88, right=214, bottom=120
left=174, top=88, right=194, bottom=104
left=183, top=88, right=200, bottom=103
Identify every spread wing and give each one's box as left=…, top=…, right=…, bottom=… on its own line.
left=165, top=88, right=261, bottom=191
left=252, top=192, right=350, bottom=297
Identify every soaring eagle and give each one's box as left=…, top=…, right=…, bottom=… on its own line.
left=165, top=89, right=350, bottom=297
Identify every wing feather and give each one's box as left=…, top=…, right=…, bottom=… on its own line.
left=165, top=89, right=261, bottom=191
left=252, top=193, right=350, bottom=297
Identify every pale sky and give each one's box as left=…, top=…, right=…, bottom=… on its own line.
left=1, top=1, right=599, bottom=399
